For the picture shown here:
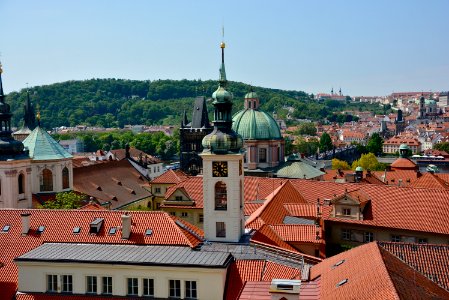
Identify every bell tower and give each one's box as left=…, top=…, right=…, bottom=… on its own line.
left=201, top=39, right=245, bottom=242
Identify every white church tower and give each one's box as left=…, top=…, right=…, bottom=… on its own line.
left=201, top=40, right=245, bottom=242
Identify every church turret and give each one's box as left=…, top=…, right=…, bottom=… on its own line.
left=0, top=62, right=27, bottom=159
left=200, top=38, right=245, bottom=242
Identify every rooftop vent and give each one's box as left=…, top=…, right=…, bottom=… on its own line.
left=89, top=218, right=104, bottom=234
left=36, top=226, right=45, bottom=234
left=73, top=227, right=81, bottom=234
left=145, top=229, right=153, bottom=236
left=336, top=278, right=348, bottom=287
left=333, top=259, right=345, bottom=268
left=2, top=225, right=10, bottom=232
left=269, top=279, right=301, bottom=295
left=109, top=227, right=117, bottom=235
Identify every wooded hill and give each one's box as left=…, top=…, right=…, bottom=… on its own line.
left=6, top=78, right=385, bottom=129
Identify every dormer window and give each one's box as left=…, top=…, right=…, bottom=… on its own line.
left=175, top=196, right=183, bottom=201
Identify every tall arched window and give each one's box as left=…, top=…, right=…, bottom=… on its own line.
left=62, top=167, right=69, bottom=189
left=40, top=169, right=53, bottom=192
left=18, top=173, right=24, bottom=194
left=214, top=181, right=227, bottom=210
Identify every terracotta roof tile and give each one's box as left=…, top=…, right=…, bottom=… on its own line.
left=378, top=242, right=449, bottom=291
left=390, top=158, right=417, bottom=170
left=0, top=209, right=202, bottom=300
left=410, top=172, right=449, bottom=190
left=151, top=169, right=188, bottom=184
left=310, top=242, right=449, bottom=299
left=73, top=160, right=151, bottom=209
left=270, top=225, right=324, bottom=243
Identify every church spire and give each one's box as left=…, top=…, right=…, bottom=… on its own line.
left=0, top=62, right=5, bottom=103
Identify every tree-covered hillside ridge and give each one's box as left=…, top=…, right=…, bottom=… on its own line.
left=6, top=78, right=383, bottom=129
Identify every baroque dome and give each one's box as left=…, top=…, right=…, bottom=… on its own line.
left=232, top=109, right=282, bottom=140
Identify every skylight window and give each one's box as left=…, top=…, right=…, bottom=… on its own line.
left=145, top=229, right=153, bottom=236
left=336, top=279, right=348, bottom=287
left=73, top=227, right=81, bottom=234
left=109, top=227, right=117, bottom=235
left=333, top=259, right=345, bottom=268
left=36, top=226, right=45, bottom=234
left=2, top=225, right=10, bottom=232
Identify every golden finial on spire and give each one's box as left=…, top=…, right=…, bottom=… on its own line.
left=220, top=25, right=225, bottom=48
left=36, top=104, right=41, bottom=126
left=0, top=62, right=3, bottom=74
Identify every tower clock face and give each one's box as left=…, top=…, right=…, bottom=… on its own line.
left=212, top=161, right=228, bottom=177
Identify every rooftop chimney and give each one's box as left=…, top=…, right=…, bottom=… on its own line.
left=21, top=213, right=31, bottom=235
left=121, top=214, right=131, bottom=239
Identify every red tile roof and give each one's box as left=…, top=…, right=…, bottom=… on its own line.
left=150, top=169, right=188, bottom=184
left=225, top=259, right=301, bottom=300
left=283, top=203, right=317, bottom=218
left=372, top=169, right=418, bottom=186
left=73, top=160, right=151, bottom=209
left=310, top=242, right=449, bottom=299
left=109, top=147, right=160, bottom=164
left=0, top=209, right=202, bottom=300
left=390, top=158, right=417, bottom=170
left=410, top=172, right=449, bottom=190
left=378, top=242, right=449, bottom=291
left=270, top=225, right=324, bottom=243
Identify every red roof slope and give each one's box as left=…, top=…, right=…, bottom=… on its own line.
left=0, top=209, right=202, bottom=300
left=378, top=242, right=449, bottom=291
left=73, top=159, right=151, bottom=208
left=151, top=169, right=188, bottom=184
left=310, top=242, right=449, bottom=299
left=225, top=259, right=301, bottom=300
left=410, top=172, right=449, bottom=190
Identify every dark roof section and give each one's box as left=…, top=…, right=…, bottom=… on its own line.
left=191, top=96, right=211, bottom=129
left=15, top=243, right=232, bottom=268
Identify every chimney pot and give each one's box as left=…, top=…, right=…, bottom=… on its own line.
left=121, top=214, right=131, bottom=239
left=21, top=213, right=31, bottom=235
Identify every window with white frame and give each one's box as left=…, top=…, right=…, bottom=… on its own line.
left=127, top=278, right=138, bottom=296
left=143, top=278, right=154, bottom=297
left=47, top=274, right=58, bottom=292
left=175, top=196, right=183, bottom=201
left=169, top=279, right=181, bottom=298
left=342, top=208, right=351, bottom=216
left=102, top=276, right=112, bottom=295
left=199, top=214, right=204, bottom=223
left=181, top=212, right=188, bottom=217
left=86, top=276, right=97, bottom=294
left=185, top=280, right=198, bottom=299
left=62, top=275, right=73, bottom=293
left=155, top=187, right=161, bottom=194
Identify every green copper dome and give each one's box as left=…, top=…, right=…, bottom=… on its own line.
left=232, top=109, right=282, bottom=140
left=244, top=91, right=258, bottom=99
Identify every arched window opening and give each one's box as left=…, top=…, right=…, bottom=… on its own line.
left=62, top=167, right=70, bottom=189
left=215, top=181, right=227, bottom=210
left=18, top=173, right=25, bottom=194
left=40, top=169, right=53, bottom=192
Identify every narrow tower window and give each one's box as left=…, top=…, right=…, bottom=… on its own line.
left=215, top=181, right=227, bottom=210
left=18, top=174, right=24, bottom=194
left=40, top=169, right=53, bottom=191
left=62, top=167, right=69, bottom=189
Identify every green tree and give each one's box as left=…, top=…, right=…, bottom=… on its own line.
left=319, top=132, right=333, bottom=152
left=297, top=122, right=317, bottom=136
left=351, top=153, right=384, bottom=171
left=39, top=191, right=87, bottom=209
left=332, top=158, right=351, bottom=170
left=434, top=142, right=449, bottom=153
left=366, top=133, right=383, bottom=155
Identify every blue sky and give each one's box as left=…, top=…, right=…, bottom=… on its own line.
left=1, top=0, right=448, bottom=96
